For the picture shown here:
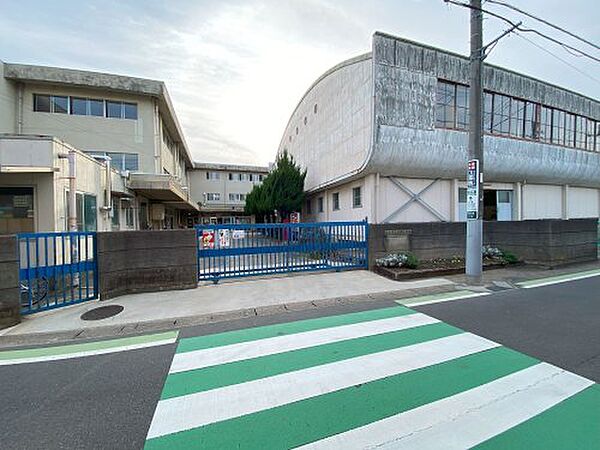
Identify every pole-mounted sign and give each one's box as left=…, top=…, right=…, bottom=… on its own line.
left=466, top=159, right=480, bottom=220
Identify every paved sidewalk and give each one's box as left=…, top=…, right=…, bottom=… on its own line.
left=0, top=271, right=455, bottom=347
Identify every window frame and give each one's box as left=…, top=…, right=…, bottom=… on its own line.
left=352, top=187, right=362, bottom=209
left=332, top=192, right=340, bottom=211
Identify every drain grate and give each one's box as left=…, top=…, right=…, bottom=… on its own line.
left=81, top=305, right=124, bottom=321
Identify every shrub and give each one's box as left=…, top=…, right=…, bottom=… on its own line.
left=375, top=252, right=419, bottom=269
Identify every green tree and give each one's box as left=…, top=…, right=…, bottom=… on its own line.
left=245, top=151, right=306, bottom=222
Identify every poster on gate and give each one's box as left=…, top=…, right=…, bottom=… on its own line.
left=232, top=229, right=245, bottom=240
left=219, top=229, right=231, bottom=248
left=201, top=230, right=215, bottom=249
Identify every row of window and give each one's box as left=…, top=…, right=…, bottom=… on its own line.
left=205, top=171, right=265, bottom=182
left=435, top=80, right=600, bottom=152
left=204, top=192, right=248, bottom=202
left=90, top=151, right=139, bottom=172
left=33, top=94, right=138, bottom=120
left=307, top=187, right=362, bottom=214
left=287, top=103, right=319, bottom=144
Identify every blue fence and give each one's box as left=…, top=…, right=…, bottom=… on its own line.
left=17, top=231, right=98, bottom=314
left=196, top=221, right=368, bottom=282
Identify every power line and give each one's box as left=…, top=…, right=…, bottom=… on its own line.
left=513, top=31, right=600, bottom=86
left=486, top=0, right=600, bottom=52
left=444, top=0, right=600, bottom=64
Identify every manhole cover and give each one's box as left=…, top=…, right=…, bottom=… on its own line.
left=81, top=305, right=124, bottom=321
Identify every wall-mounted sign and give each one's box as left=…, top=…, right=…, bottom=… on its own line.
left=466, top=159, right=480, bottom=220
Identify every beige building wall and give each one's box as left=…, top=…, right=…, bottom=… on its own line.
left=0, top=62, right=16, bottom=133
left=20, top=83, right=156, bottom=173
left=522, top=184, right=563, bottom=220
left=568, top=187, right=600, bottom=219
left=305, top=175, right=373, bottom=223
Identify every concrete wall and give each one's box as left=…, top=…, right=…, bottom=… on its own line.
left=97, top=230, right=197, bottom=300
left=369, top=34, right=600, bottom=188
left=369, top=218, right=598, bottom=268
left=0, top=235, right=19, bottom=329
left=0, top=62, right=16, bottom=133
left=20, top=83, right=156, bottom=173
left=278, top=55, right=373, bottom=191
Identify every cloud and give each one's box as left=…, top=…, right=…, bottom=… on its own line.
left=1, top=0, right=598, bottom=166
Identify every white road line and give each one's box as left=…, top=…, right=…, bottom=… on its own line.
left=520, top=271, right=600, bottom=289
left=406, top=291, right=490, bottom=307
left=0, top=337, right=178, bottom=366
left=147, top=333, right=499, bottom=439
left=170, top=313, right=439, bottom=374
left=298, top=363, right=593, bottom=450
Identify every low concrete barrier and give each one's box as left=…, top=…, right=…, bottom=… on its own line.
left=0, top=235, right=20, bottom=329
left=369, top=218, right=598, bottom=268
left=97, top=230, right=197, bottom=300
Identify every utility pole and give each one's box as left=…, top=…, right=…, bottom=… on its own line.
left=465, top=0, right=484, bottom=282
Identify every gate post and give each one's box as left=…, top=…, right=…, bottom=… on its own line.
left=0, top=235, right=20, bottom=329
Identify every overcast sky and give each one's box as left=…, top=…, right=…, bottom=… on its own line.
left=1, top=0, right=598, bottom=165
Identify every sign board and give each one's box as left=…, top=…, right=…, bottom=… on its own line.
left=466, top=159, right=480, bottom=220
left=218, top=229, right=231, bottom=248
left=201, top=230, right=215, bottom=249
left=290, top=212, right=301, bottom=223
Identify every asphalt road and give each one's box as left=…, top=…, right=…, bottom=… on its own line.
left=416, top=276, right=600, bottom=383
left=0, top=276, right=598, bottom=449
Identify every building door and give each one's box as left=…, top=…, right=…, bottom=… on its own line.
left=496, top=190, right=513, bottom=221
left=0, top=187, right=34, bottom=233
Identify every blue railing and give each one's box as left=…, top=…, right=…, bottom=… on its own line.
left=196, top=221, right=368, bottom=282
left=17, top=231, right=98, bottom=314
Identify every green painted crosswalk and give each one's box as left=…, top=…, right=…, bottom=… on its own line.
left=145, top=306, right=599, bottom=449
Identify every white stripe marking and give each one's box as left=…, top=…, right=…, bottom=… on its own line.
left=0, top=338, right=177, bottom=366
left=406, top=291, right=490, bottom=307
left=298, top=363, right=593, bottom=450
left=170, top=313, right=439, bottom=374
left=521, top=271, right=600, bottom=289
left=147, top=333, right=499, bottom=439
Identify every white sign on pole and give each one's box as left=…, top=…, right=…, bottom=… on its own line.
left=466, top=159, right=480, bottom=220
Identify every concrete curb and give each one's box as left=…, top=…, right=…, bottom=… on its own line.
left=0, top=284, right=457, bottom=349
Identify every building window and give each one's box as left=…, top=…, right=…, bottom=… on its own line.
left=304, top=116, right=308, bottom=125
left=0, top=187, right=34, bottom=234
left=455, top=84, right=469, bottom=130
left=306, top=199, right=312, bottom=214
left=71, top=97, right=87, bottom=115
left=352, top=187, right=362, bottom=208
left=575, top=116, right=586, bottom=149
left=552, top=109, right=566, bottom=145
left=435, top=80, right=456, bottom=128
left=249, top=174, right=254, bottom=182
left=492, top=94, right=510, bottom=135
left=509, top=98, right=525, bottom=138
left=483, top=92, right=493, bottom=133
left=524, top=102, right=539, bottom=139
left=90, top=99, right=104, bottom=116
left=318, top=197, right=324, bottom=213
left=565, top=113, right=576, bottom=147
left=259, top=174, right=264, bottom=181
left=124, top=200, right=135, bottom=227
left=68, top=192, right=97, bottom=231
left=314, top=103, right=318, bottom=114
left=111, top=198, right=120, bottom=228
left=539, top=106, right=553, bottom=143
left=332, top=192, right=340, bottom=211
left=206, top=171, right=220, bottom=180
left=206, top=193, right=220, bottom=201
left=228, top=193, right=246, bottom=202
left=34, top=94, right=68, bottom=113
left=228, top=173, right=233, bottom=180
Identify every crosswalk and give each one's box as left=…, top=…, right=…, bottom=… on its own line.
left=144, top=305, right=600, bottom=449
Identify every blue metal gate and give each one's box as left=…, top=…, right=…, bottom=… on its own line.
left=17, top=231, right=98, bottom=314
left=196, top=221, right=368, bottom=282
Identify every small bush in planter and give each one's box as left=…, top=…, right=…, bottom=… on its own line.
left=376, top=252, right=419, bottom=269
